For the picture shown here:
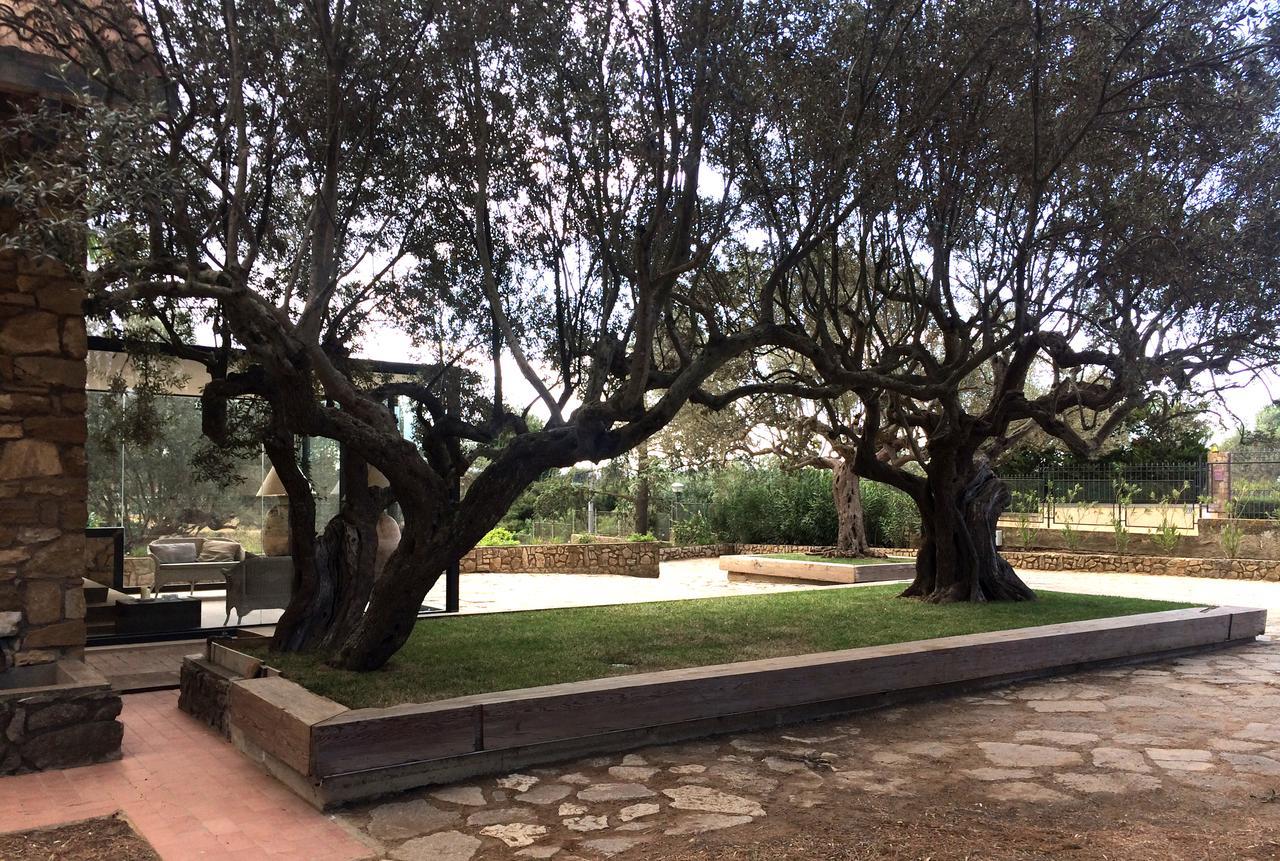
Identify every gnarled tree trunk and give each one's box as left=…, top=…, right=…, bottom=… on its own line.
left=635, top=443, right=651, bottom=535
left=832, top=458, right=879, bottom=557
left=901, top=459, right=1034, bottom=603
left=271, top=453, right=384, bottom=653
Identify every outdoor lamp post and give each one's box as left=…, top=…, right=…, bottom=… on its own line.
left=671, top=481, right=685, bottom=532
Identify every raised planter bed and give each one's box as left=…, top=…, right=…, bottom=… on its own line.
left=719, top=554, right=914, bottom=585
left=180, top=605, right=1265, bottom=809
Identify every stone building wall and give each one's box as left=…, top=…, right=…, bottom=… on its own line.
left=462, top=542, right=662, bottom=578
left=0, top=239, right=89, bottom=669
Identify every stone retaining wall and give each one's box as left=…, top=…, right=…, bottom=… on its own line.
left=659, top=543, right=902, bottom=561
left=1004, top=550, right=1280, bottom=581
left=0, top=687, right=122, bottom=774
left=658, top=542, right=1280, bottom=582
left=0, top=660, right=123, bottom=775
left=659, top=543, right=736, bottom=561
left=462, top=542, right=661, bottom=578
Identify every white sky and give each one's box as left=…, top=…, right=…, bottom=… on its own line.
left=351, top=327, right=1278, bottom=448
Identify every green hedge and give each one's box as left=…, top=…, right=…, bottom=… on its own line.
left=705, top=467, right=920, bottom=548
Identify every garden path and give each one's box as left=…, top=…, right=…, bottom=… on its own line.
left=342, top=635, right=1280, bottom=860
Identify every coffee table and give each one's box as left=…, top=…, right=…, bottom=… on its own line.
left=114, top=594, right=202, bottom=635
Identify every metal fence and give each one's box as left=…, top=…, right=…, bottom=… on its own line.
left=1000, top=455, right=1280, bottom=533
left=1224, top=449, right=1280, bottom=519
left=526, top=501, right=716, bottom=544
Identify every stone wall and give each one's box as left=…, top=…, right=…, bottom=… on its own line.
left=0, top=686, right=122, bottom=774
left=1003, top=550, right=1280, bottom=582
left=122, top=556, right=155, bottom=588
left=0, top=224, right=89, bottom=669
left=657, top=541, right=1278, bottom=582
left=658, top=543, right=899, bottom=560
left=462, top=542, right=662, bottom=578
left=0, top=660, right=123, bottom=775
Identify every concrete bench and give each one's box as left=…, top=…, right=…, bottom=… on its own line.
left=718, top=554, right=914, bottom=585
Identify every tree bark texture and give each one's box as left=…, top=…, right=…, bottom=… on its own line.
left=832, top=458, right=876, bottom=557
left=271, top=454, right=382, bottom=653
left=635, top=443, right=651, bottom=535
left=901, top=459, right=1035, bottom=603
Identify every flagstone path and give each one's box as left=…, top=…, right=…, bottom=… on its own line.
left=343, top=635, right=1280, bottom=860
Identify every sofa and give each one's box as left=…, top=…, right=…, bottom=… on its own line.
left=148, top=537, right=245, bottom=594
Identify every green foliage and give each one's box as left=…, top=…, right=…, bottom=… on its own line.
left=1151, top=481, right=1192, bottom=555
left=701, top=466, right=918, bottom=547
left=1050, top=482, right=1085, bottom=552
left=477, top=527, right=521, bottom=547
left=1151, top=520, right=1182, bottom=555
left=673, top=512, right=718, bottom=546
left=1009, top=490, right=1042, bottom=548
left=1220, top=521, right=1244, bottom=560
left=998, top=399, right=1212, bottom=472
left=706, top=468, right=835, bottom=545
left=859, top=481, right=922, bottom=547
left=575, top=534, right=595, bottom=544
left=1109, top=477, right=1138, bottom=554
left=626, top=532, right=658, bottom=543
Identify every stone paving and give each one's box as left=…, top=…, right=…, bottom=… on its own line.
left=422, top=560, right=836, bottom=614
left=342, top=635, right=1280, bottom=860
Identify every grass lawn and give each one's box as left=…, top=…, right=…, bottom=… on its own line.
left=252, top=586, right=1195, bottom=709
left=764, top=553, right=913, bottom=565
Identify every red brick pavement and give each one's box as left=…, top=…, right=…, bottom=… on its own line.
left=0, top=691, right=374, bottom=861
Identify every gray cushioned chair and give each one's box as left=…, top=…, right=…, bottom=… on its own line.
left=224, top=555, right=293, bottom=624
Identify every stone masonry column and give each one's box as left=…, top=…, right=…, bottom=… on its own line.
left=1207, top=450, right=1231, bottom=516
left=0, top=206, right=90, bottom=670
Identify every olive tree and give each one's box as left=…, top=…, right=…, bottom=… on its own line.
left=3, top=0, right=939, bottom=667
left=729, top=1, right=1280, bottom=601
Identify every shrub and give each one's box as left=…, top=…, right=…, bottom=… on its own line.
left=627, top=532, right=658, bottom=542
left=575, top=534, right=595, bottom=544
left=1220, top=521, right=1244, bottom=560
left=1150, top=481, right=1191, bottom=555
left=703, top=466, right=919, bottom=548
left=1008, top=489, right=1041, bottom=548
left=673, top=512, right=718, bottom=546
left=859, top=481, right=921, bottom=547
left=477, top=527, right=521, bottom=547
